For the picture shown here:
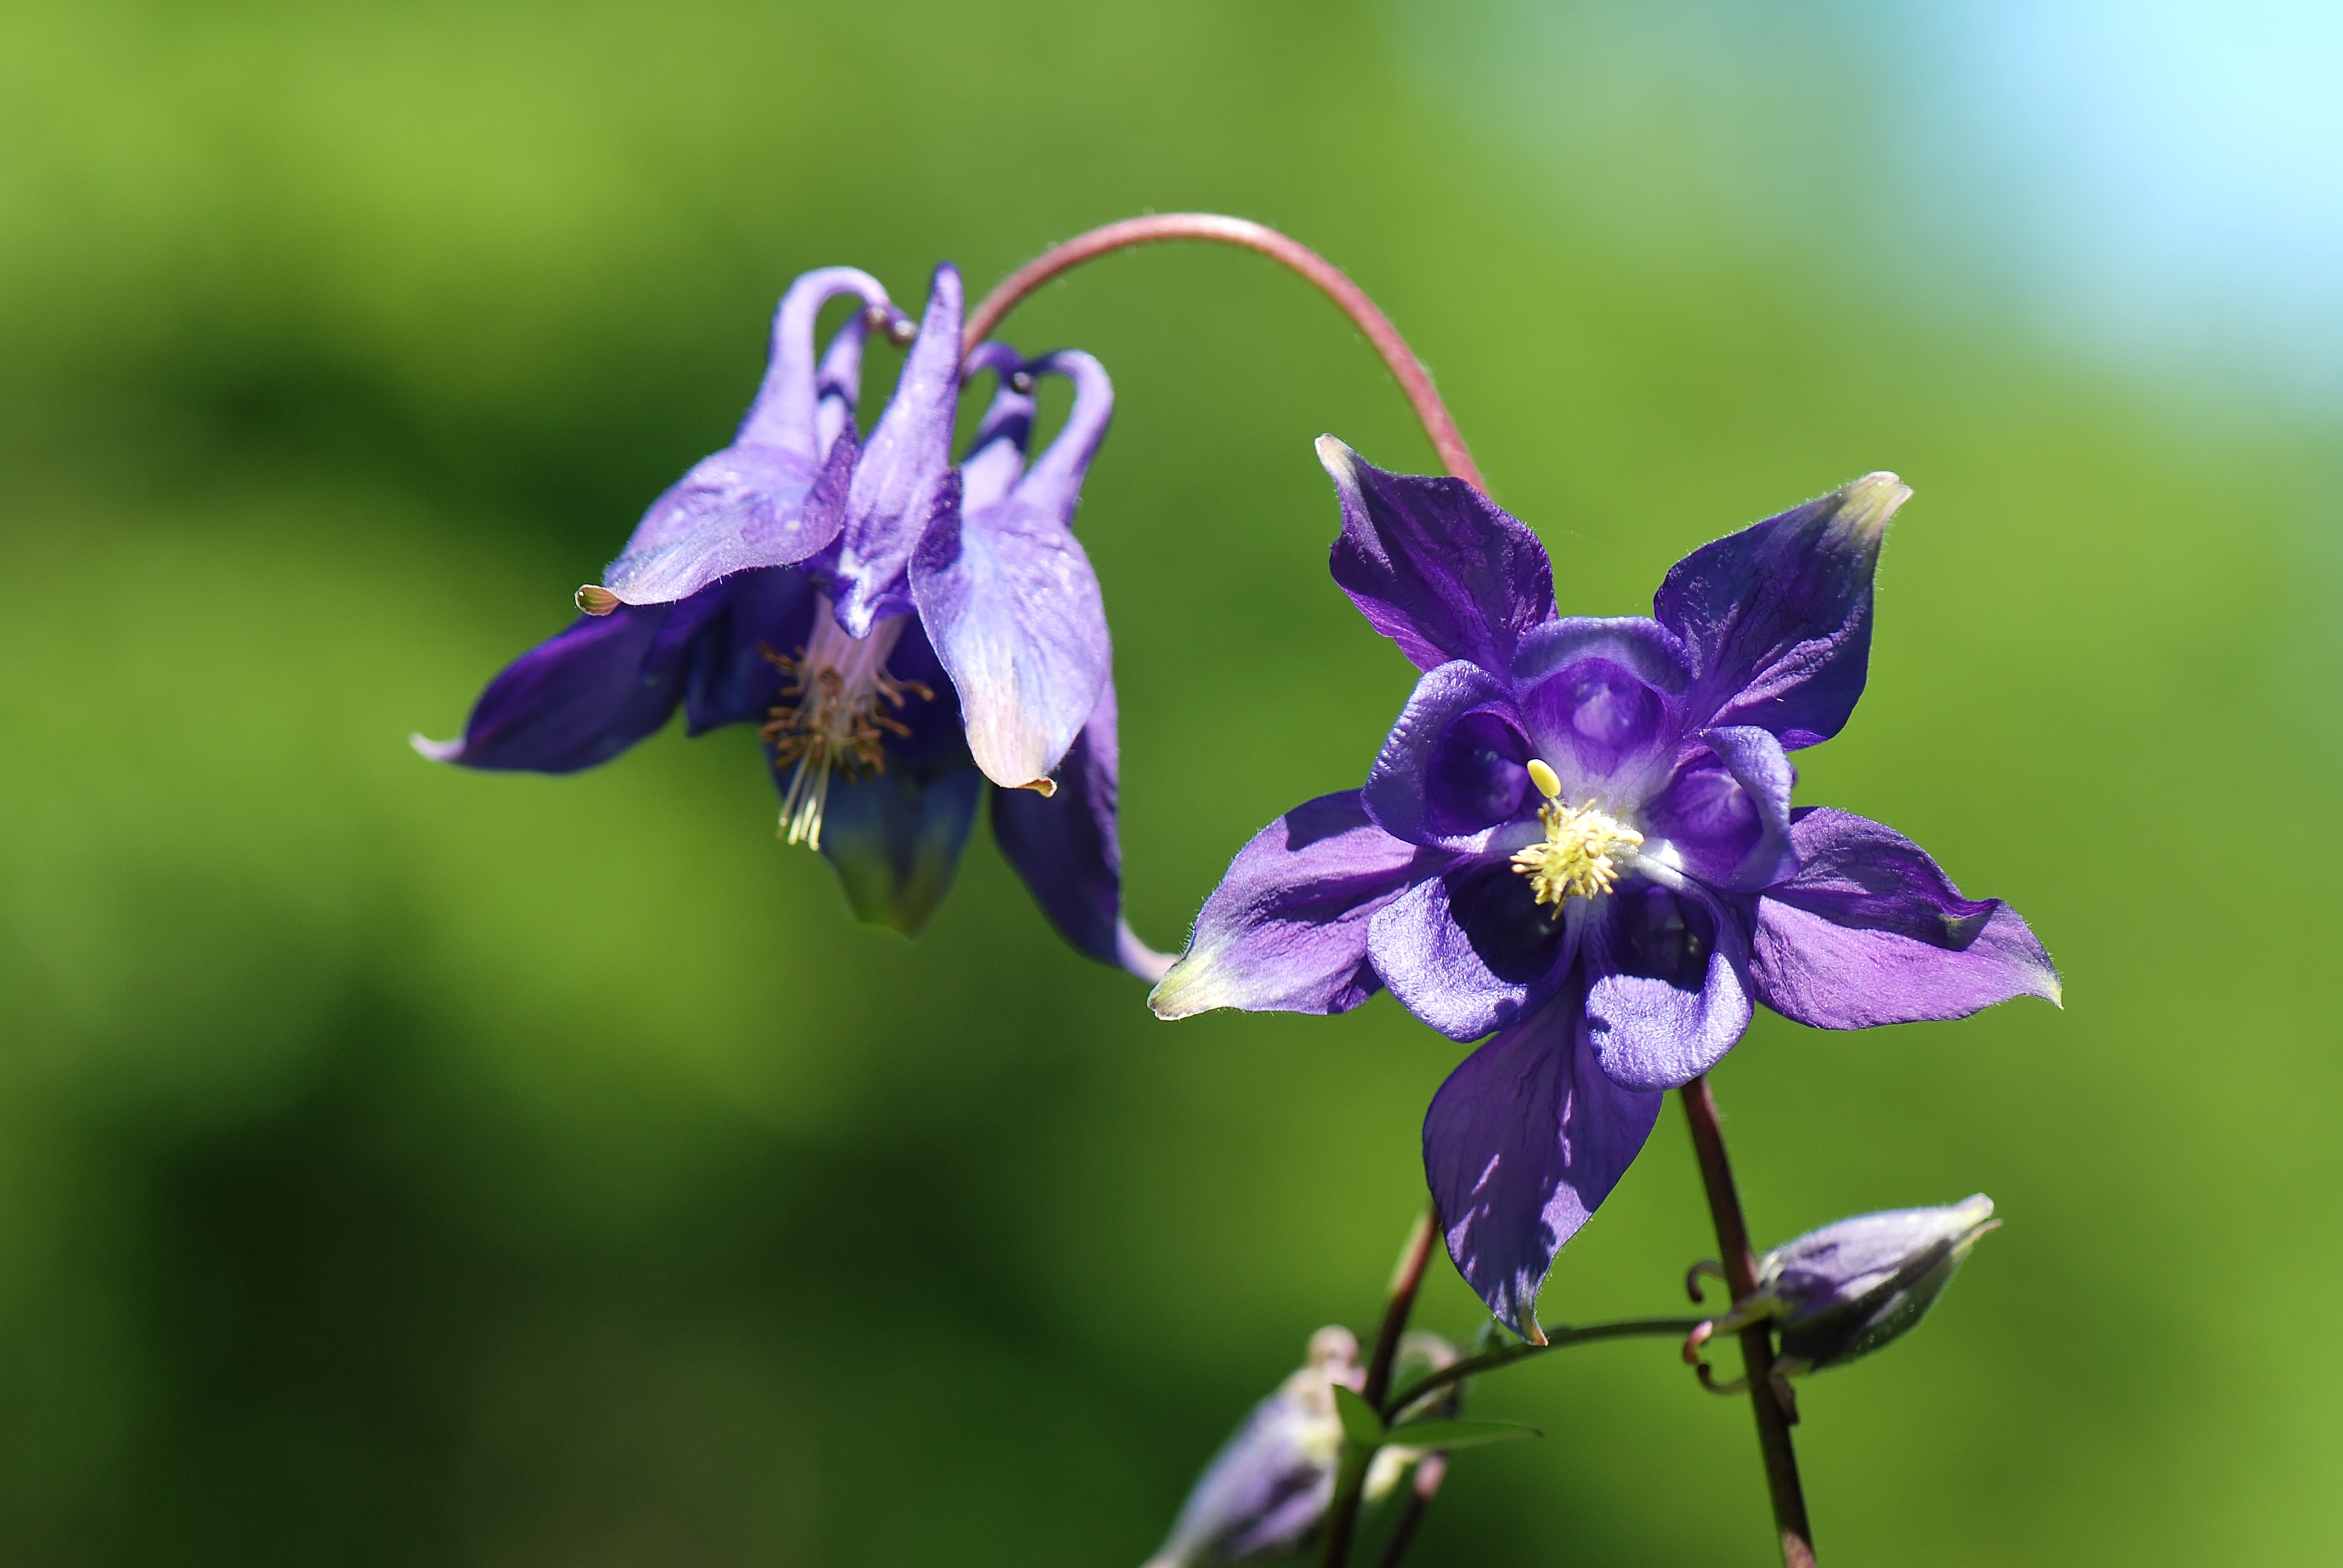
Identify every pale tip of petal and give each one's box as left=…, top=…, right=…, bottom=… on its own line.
left=408, top=731, right=462, bottom=763
left=1835, top=471, right=1913, bottom=538
left=1146, top=952, right=1215, bottom=1019
left=1519, top=1316, right=1549, bottom=1348
left=1314, top=433, right=1359, bottom=483
left=576, top=584, right=621, bottom=616
left=1011, top=776, right=1058, bottom=799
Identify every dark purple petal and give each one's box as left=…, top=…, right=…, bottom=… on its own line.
left=1149, top=792, right=1429, bottom=1019
left=597, top=270, right=888, bottom=607
left=1691, top=725, right=1798, bottom=890
left=815, top=762, right=983, bottom=938
left=991, top=679, right=1170, bottom=980
left=413, top=603, right=686, bottom=772
left=1363, top=661, right=1524, bottom=852
left=1367, top=859, right=1572, bottom=1041
left=1424, top=985, right=1664, bottom=1339
left=829, top=264, right=964, bottom=638
left=1320, top=438, right=1556, bottom=673
left=1749, top=808, right=2061, bottom=1028
left=1654, top=473, right=1909, bottom=748
left=912, top=348, right=1113, bottom=789
left=1584, top=878, right=1755, bottom=1090
left=680, top=567, right=820, bottom=734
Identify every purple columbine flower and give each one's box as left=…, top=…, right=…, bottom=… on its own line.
left=416, top=263, right=1161, bottom=975
left=1150, top=440, right=2059, bottom=1336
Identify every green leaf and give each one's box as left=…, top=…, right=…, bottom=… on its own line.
left=1379, top=1418, right=1542, bottom=1450
left=1332, top=1385, right=1387, bottom=1448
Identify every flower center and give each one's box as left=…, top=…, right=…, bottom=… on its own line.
left=1509, top=757, right=1643, bottom=908
left=759, top=606, right=931, bottom=851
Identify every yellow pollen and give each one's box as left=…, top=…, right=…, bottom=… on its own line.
left=1510, top=757, right=1642, bottom=907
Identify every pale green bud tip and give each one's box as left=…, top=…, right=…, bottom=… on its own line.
left=1832, top=471, right=1912, bottom=539
left=576, top=584, right=621, bottom=616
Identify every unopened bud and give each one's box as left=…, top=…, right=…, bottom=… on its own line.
left=1142, top=1327, right=1360, bottom=1567
left=1705, top=1195, right=1999, bottom=1378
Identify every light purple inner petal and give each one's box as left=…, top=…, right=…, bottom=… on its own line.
left=1584, top=879, right=1755, bottom=1091
left=1645, top=759, right=1760, bottom=885
left=1424, top=987, right=1664, bottom=1339
left=1518, top=657, right=1672, bottom=794
left=1423, top=708, right=1532, bottom=838
left=1362, top=660, right=1522, bottom=851
left=1367, top=861, right=1573, bottom=1042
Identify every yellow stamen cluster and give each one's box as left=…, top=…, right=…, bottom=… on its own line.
left=1510, top=758, right=1643, bottom=908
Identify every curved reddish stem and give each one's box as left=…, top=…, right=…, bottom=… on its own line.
left=963, top=214, right=1484, bottom=494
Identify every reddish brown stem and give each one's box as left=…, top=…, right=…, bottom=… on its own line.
left=1320, top=1208, right=1440, bottom=1568
left=964, top=214, right=1484, bottom=492
left=1680, top=1075, right=1816, bottom=1568
left=1370, top=1453, right=1448, bottom=1568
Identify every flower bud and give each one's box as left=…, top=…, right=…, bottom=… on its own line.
left=1734, top=1195, right=2000, bottom=1376
left=1142, top=1327, right=1358, bottom=1567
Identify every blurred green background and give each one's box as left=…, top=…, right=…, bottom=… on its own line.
left=1, top=0, right=2337, bottom=1561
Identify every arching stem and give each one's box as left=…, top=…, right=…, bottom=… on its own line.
left=964, top=214, right=1484, bottom=492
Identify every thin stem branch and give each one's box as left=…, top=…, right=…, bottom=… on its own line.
left=1319, top=1209, right=1439, bottom=1568
left=1680, top=1075, right=1816, bottom=1568
left=1369, top=1454, right=1448, bottom=1568
left=1379, top=1316, right=1705, bottom=1420
left=964, top=214, right=1485, bottom=492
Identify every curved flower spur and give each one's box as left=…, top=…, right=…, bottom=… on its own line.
left=1150, top=440, right=2060, bottom=1338
left=416, top=262, right=1164, bottom=976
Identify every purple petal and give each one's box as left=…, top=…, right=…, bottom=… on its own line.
left=733, top=265, right=892, bottom=461
left=1750, top=808, right=2061, bottom=1028
left=680, top=566, right=820, bottom=734
left=829, top=264, right=964, bottom=638
left=1366, top=860, right=1573, bottom=1042
left=1320, top=437, right=1556, bottom=673
left=954, top=341, right=1033, bottom=512
left=991, top=679, right=1170, bottom=980
left=1425, top=986, right=1664, bottom=1339
left=413, top=602, right=687, bottom=772
left=1362, top=660, right=1525, bottom=851
left=816, top=763, right=983, bottom=938
left=1149, top=792, right=1428, bottom=1019
left=1691, top=725, right=1798, bottom=891
left=911, top=348, right=1113, bottom=789
left=1510, top=617, right=1694, bottom=805
left=1584, top=879, right=1755, bottom=1090
left=597, top=270, right=887, bottom=606
left=802, top=619, right=982, bottom=938
left=1654, top=473, right=1909, bottom=748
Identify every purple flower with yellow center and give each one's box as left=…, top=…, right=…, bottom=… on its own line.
left=418, top=263, right=1161, bottom=975
left=1150, top=440, right=2058, bottom=1336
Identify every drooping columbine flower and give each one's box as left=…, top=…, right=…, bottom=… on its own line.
left=1150, top=440, right=2058, bottom=1335
left=417, top=264, right=1161, bottom=975
left=1701, top=1196, right=2000, bottom=1377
